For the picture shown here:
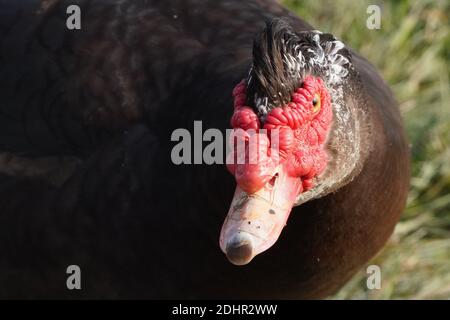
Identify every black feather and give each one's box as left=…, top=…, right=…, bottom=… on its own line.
left=246, top=18, right=353, bottom=118
left=246, top=18, right=299, bottom=113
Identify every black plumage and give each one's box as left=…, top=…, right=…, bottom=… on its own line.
left=0, top=0, right=409, bottom=299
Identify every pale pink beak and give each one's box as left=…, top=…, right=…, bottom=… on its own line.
left=220, top=165, right=302, bottom=265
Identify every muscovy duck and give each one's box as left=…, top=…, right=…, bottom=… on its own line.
left=0, top=0, right=409, bottom=298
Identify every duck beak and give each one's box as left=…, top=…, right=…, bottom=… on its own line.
left=219, top=166, right=302, bottom=265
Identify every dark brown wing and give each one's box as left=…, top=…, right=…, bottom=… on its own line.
left=0, top=0, right=307, bottom=157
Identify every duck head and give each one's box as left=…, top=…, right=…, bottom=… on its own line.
left=220, top=18, right=366, bottom=265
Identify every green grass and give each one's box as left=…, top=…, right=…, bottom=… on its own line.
left=283, top=0, right=450, bottom=299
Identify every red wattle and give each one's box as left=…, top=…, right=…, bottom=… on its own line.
left=231, top=107, right=260, bottom=131
left=228, top=75, right=332, bottom=194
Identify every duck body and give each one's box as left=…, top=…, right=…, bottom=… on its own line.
left=0, top=0, right=409, bottom=298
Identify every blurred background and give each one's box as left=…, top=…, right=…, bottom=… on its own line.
left=283, top=0, right=450, bottom=299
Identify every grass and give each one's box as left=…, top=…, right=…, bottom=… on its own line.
left=283, top=0, right=450, bottom=299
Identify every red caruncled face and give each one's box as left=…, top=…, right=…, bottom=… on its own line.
left=227, top=75, right=332, bottom=195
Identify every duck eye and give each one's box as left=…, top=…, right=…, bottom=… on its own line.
left=312, top=93, right=321, bottom=113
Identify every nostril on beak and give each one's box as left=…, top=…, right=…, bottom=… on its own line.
left=268, top=173, right=279, bottom=188
left=225, top=234, right=254, bottom=266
